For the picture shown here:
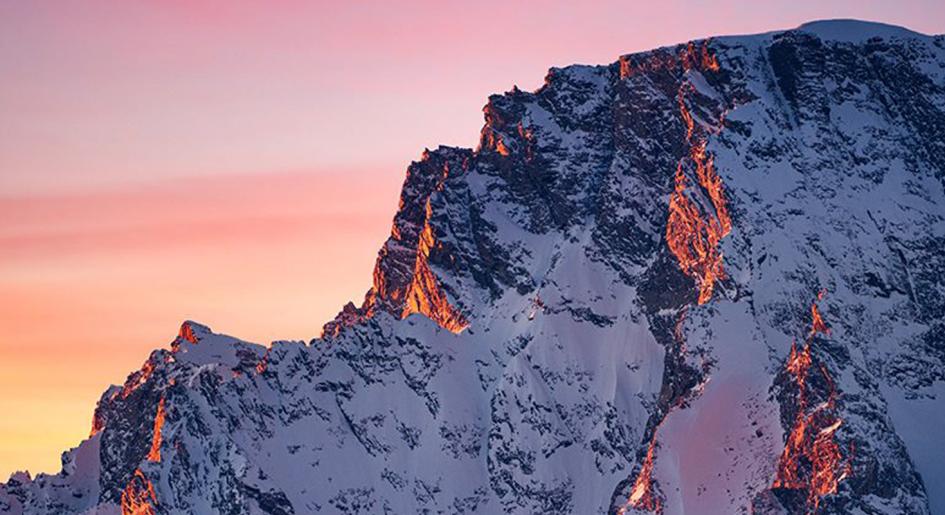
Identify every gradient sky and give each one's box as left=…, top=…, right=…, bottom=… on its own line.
left=1, top=0, right=942, bottom=479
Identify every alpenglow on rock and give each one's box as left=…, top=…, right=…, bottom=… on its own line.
left=3, top=19, right=945, bottom=515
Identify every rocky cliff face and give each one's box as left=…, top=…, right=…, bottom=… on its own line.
left=3, top=19, right=945, bottom=515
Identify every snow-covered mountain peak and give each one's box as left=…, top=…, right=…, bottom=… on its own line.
left=794, top=19, right=931, bottom=42
left=3, top=20, right=945, bottom=515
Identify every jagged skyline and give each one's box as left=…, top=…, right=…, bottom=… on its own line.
left=3, top=0, right=945, bottom=486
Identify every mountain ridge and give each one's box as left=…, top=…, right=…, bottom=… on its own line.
left=3, top=19, right=945, bottom=515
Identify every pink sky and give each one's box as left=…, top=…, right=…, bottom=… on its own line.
left=1, top=0, right=942, bottom=478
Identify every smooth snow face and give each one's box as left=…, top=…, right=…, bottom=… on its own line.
left=3, top=20, right=945, bottom=515
left=882, top=381, right=945, bottom=515
left=795, top=19, right=930, bottom=42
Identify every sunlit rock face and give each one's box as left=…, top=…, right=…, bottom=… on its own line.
left=3, top=19, right=945, bottom=515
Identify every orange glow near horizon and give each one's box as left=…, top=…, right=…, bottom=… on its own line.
left=2, top=0, right=943, bottom=481
left=0, top=170, right=400, bottom=478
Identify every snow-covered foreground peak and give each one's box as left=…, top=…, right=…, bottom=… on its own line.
left=3, top=20, right=945, bottom=515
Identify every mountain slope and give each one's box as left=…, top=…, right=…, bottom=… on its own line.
left=3, top=19, right=945, bottom=515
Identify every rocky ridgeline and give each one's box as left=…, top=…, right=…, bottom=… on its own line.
left=3, top=20, right=944, bottom=515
